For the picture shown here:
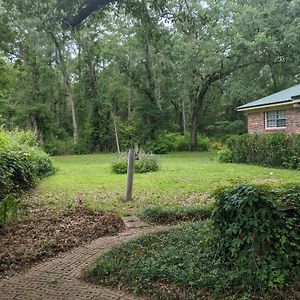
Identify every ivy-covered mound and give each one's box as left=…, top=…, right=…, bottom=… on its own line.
left=84, top=184, right=300, bottom=300
left=0, top=128, right=55, bottom=228
left=112, top=150, right=159, bottom=174
left=219, top=133, right=300, bottom=169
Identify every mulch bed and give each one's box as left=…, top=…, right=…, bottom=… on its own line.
left=0, top=206, right=125, bottom=278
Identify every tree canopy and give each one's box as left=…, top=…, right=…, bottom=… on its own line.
left=0, top=0, right=299, bottom=153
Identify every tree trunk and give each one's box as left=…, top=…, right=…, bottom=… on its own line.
left=179, top=99, right=186, bottom=135
left=189, top=83, right=210, bottom=151
left=65, top=77, right=78, bottom=144
left=51, top=34, right=78, bottom=144
left=127, top=57, right=132, bottom=121
left=189, top=102, right=200, bottom=151
left=113, top=118, right=120, bottom=153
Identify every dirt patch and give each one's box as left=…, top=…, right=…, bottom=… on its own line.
left=0, top=206, right=125, bottom=278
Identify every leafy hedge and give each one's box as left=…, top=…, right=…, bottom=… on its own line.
left=220, top=133, right=300, bottom=169
left=213, top=184, right=300, bottom=291
left=112, top=150, right=159, bottom=174
left=0, top=128, right=55, bottom=228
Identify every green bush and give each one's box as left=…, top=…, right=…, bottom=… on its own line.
left=44, top=137, right=75, bottom=156
left=0, top=128, right=55, bottom=228
left=145, top=139, right=169, bottom=154
left=212, top=184, right=300, bottom=290
left=226, top=133, right=300, bottom=169
left=10, top=128, right=38, bottom=147
left=141, top=204, right=212, bottom=224
left=218, top=148, right=234, bottom=163
left=145, top=132, right=209, bottom=154
left=111, top=160, right=128, bottom=174
left=112, top=150, right=159, bottom=174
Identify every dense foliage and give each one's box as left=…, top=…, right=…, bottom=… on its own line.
left=0, top=0, right=299, bottom=153
left=220, top=133, right=300, bottom=169
left=213, top=184, right=300, bottom=292
left=145, top=133, right=209, bottom=154
left=141, top=204, right=212, bottom=224
left=112, top=150, right=159, bottom=174
left=84, top=184, right=300, bottom=299
left=0, top=128, right=55, bottom=227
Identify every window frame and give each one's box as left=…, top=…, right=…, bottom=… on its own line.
left=265, top=110, right=287, bottom=129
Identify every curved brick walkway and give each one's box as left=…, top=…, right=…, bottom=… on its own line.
left=0, top=221, right=169, bottom=300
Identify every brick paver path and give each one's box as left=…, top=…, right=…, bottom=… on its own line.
left=0, top=223, right=169, bottom=300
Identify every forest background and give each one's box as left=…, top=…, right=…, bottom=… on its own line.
left=0, top=0, right=299, bottom=154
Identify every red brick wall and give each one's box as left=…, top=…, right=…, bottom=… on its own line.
left=247, top=108, right=300, bottom=134
left=248, top=112, right=265, bottom=133
left=286, top=108, right=300, bottom=133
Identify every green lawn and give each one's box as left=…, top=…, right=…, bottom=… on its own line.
left=29, top=152, right=300, bottom=215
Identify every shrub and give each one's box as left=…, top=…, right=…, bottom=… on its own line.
left=145, top=132, right=209, bottom=154
left=212, top=184, right=300, bottom=290
left=196, top=134, right=209, bottom=151
left=10, top=128, right=38, bottom=147
left=145, top=139, right=169, bottom=154
left=112, top=150, right=159, bottom=174
left=140, top=204, right=212, bottom=224
left=226, top=133, right=300, bottom=169
left=0, top=128, right=55, bottom=228
left=218, top=148, right=234, bottom=163
left=282, top=155, right=300, bottom=170
left=209, top=141, right=224, bottom=151
left=44, top=137, right=75, bottom=156
left=112, top=160, right=128, bottom=174
left=28, top=148, right=56, bottom=178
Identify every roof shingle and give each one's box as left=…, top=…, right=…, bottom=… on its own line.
left=237, top=84, right=300, bottom=111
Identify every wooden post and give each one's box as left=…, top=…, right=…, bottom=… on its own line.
left=125, top=146, right=135, bottom=201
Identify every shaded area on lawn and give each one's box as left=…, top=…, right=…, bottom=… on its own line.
left=0, top=206, right=124, bottom=278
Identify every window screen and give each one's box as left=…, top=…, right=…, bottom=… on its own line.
left=266, top=110, right=286, bottom=128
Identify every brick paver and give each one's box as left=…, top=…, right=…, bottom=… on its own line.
left=0, top=223, right=169, bottom=300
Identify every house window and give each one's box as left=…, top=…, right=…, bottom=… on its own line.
left=265, top=110, right=286, bottom=128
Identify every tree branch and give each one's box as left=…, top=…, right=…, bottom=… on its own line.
left=69, top=0, right=116, bottom=29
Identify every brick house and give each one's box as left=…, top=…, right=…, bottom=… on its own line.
left=237, top=85, right=300, bottom=133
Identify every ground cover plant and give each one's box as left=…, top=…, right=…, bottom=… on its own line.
left=84, top=184, right=300, bottom=300
left=30, top=152, right=300, bottom=215
left=141, top=204, right=212, bottom=224
left=220, top=133, right=300, bottom=169
left=0, top=205, right=124, bottom=278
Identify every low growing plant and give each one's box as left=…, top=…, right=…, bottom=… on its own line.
left=141, top=204, right=212, bottom=224
left=112, top=150, right=159, bottom=174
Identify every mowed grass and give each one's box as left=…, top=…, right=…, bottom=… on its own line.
left=28, top=152, right=300, bottom=215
